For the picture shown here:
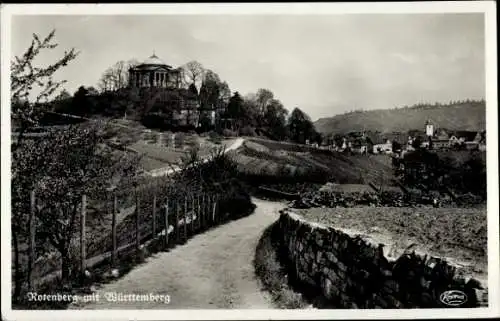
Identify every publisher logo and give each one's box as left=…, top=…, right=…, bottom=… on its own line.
left=439, top=290, right=468, bottom=307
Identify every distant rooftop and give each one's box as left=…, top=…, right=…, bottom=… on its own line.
left=143, top=53, right=166, bottom=66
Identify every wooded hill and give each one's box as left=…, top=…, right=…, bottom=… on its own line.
left=314, top=100, right=486, bottom=135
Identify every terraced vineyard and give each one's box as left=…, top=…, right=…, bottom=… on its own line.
left=232, top=139, right=394, bottom=185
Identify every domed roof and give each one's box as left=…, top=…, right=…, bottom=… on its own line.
left=142, top=53, right=166, bottom=65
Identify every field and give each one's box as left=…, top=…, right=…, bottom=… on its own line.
left=232, top=138, right=394, bottom=185
left=293, top=206, right=487, bottom=283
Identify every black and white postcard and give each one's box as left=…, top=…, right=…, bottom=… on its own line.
left=1, top=2, right=498, bottom=320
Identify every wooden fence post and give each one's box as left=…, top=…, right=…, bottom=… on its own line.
left=184, top=196, right=188, bottom=240
left=197, top=193, right=201, bottom=231
left=80, top=194, right=87, bottom=281
left=216, top=194, right=220, bottom=223
left=111, top=192, right=118, bottom=268
left=216, top=194, right=221, bottom=223
left=218, top=194, right=222, bottom=224
left=200, top=194, right=205, bottom=229
left=205, top=195, right=212, bottom=227
left=164, top=200, right=169, bottom=249
left=175, top=199, right=180, bottom=244
left=191, top=194, right=195, bottom=233
left=152, top=194, right=157, bottom=240
left=212, top=195, right=217, bottom=224
left=135, top=189, right=140, bottom=258
left=28, top=190, right=36, bottom=291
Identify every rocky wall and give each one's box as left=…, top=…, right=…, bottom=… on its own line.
left=278, top=210, right=487, bottom=308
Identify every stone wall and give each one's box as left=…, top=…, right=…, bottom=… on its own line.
left=278, top=210, right=487, bottom=308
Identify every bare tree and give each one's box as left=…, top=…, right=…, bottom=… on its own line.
left=181, top=60, right=205, bottom=87
left=98, top=59, right=139, bottom=92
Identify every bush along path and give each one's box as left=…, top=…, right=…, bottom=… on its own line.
left=72, top=198, right=285, bottom=309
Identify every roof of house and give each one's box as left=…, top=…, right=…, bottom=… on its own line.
left=383, top=132, right=407, bottom=144
left=143, top=54, right=166, bottom=65
left=131, top=54, right=174, bottom=71
left=449, top=131, right=478, bottom=142
left=408, top=129, right=426, bottom=137
left=434, top=128, right=449, bottom=139
left=364, top=132, right=386, bottom=145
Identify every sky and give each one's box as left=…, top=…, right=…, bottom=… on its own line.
left=11, top=14, right=485, bottom=121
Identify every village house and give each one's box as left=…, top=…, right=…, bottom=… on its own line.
left=372, top=137, right=392, bottom=154
left=465, top=130, right=486, bottom=150
left=429, top=128, right=450, bottom=149
left=447, top=131, right=476, bottom=149
left=418, top=120, right=486, bottom=151
left=321, top=123, right=485, bottom=156
left=336, top=134, right=365, bottom=154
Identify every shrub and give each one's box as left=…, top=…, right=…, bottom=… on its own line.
left=222, top=129, right=238, bottom=137
left=239, top=126, right=257, bottom=137
left=207, top=131, right=222, bottom=144
left=174, top=132, right=186, bottom=147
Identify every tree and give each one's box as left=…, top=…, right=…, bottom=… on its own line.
left=392, top=140, right=402, bottom=152
left=86, top=86, right=99, bottom=96
left=199, top=70, right=222, bottom=111
left=188, top=83, right=198, bottom=97
left=97, top=59, right=139, bottom=92
left=412, top=136, right=423, bottom=150
left=263, top=99, right=288, bottom=140
left=72, top=86, right=92, bottom=116
left=256, top=88, right=274, bottom=115
left=55, top=89, right=71, bottom=102
left=333, top=134, right=344, bottom=148
left=180, top=60, right=205, bottom=87
left=10, top=30, right=78, bottom=300
left=287, top=107, right=317, bottom=144
left=219, top=81, right=231, bottom=106
left=227, top=92, right=244, bottom=120
left=241, top=94, right=260, bottom=128
left=13, top=122, right=140, bottom=286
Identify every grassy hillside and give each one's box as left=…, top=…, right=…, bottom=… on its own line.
left=233, top=139, right=394, bottom=185
left=314, top=101, right=485, bottom=135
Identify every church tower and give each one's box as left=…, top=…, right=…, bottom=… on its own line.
left=425, top=119, right=434, bottom=137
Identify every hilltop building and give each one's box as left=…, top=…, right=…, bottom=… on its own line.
left=128, top=53, right=202, bottom=128
left=129, top=53, right=182, bottom=89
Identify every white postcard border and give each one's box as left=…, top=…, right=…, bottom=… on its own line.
left=1, top=2, right=498, bottom=320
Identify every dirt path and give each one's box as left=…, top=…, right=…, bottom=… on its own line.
left=72, top=198, right=286, bottom=309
